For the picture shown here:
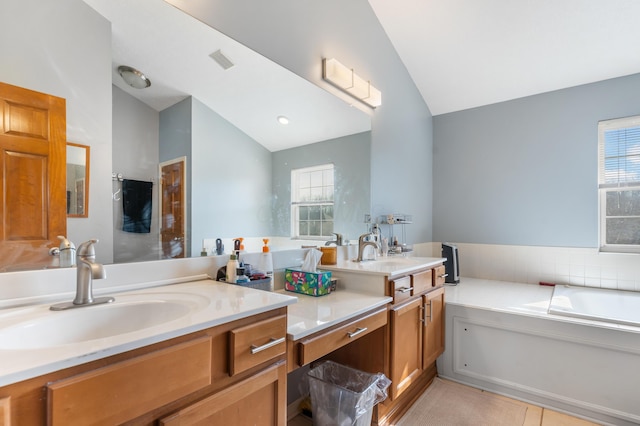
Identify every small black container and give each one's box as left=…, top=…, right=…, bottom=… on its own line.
left=441, top=243, right=460, bottom=284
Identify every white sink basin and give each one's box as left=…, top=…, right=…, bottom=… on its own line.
left=0, top=292, right=209, bottom=350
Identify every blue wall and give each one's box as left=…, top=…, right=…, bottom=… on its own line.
left=433, top=73, right=640, bottom=248
left=168, top=0, right=434, bottom=245
left=190, top=98, right=273, bottom=255
left=272, top=132, right=371, bottom=242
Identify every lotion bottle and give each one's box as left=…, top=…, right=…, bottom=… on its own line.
left=226, top=254, right=239, bottom=283
left=258, top=238, right=274, bottom=279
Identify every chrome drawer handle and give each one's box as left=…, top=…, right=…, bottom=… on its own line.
left=347, top=327, right=368, bottom=338
left=439, top=273, right=448, bottom=278
left=397, top=286, right=413, bottom=293
left=250, top=337, right=285, bottom=354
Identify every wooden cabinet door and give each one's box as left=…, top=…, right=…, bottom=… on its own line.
left=0, top=82, right=66, bottom=268
left=159, top=361, right=287, bottom=426
left=161, top=159, right=186, bottom=258
left=422, top=287, right=445, bottom=369
left=0, top=397, right=10, bottom=426
left=389, top=298, right=422, bottom=400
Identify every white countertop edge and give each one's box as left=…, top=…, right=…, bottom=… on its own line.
left=0, top=280, right=296, bottom=387
left=281, top=290, right=392, bottom=341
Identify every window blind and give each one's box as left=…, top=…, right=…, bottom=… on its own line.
left=599, top=117, right=640, bottom=188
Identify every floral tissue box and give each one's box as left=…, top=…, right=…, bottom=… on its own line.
left=284, top=268, right=332, bottom=297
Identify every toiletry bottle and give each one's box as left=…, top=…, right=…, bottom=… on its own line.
left=226, top=254, right=239, bottom=283
left=258, top=238, right=274, bottom=279
left=215, top=238, right=224, bottom=255
left=57, top=236, right=76, bottom=268
left=236, top=267, right=250, bottom=283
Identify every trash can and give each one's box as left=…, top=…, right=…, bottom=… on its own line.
left=307, top=360, right=391, bottom=426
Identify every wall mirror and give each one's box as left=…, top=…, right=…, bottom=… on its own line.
left=66, top=142, right=90, bottom=218
left=0, top=0, right=371, bottom=273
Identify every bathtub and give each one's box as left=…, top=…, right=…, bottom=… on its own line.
left=549, top=284, right=640, bottom=326
left=438, top=278, right=640, bottom=426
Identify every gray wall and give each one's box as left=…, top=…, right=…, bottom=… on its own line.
left=112, top=86, right=161, bottom=262
left=160, top=97, right=272, bottom=257
left=190, top=98, right=273, bottom=255
left=169, top=0, right=434, bottom=245
left=433, top=73, right=640, bottom=248
left=272, top=132, right=371, bottom=242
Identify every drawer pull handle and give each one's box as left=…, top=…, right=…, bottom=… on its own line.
left=347, top=327, right=368, bottom=338
left=439, top=273, right=448, bottom=278
left=250, top=337, right=285, bottom=354
left=397, top=286, right=413, bottom=293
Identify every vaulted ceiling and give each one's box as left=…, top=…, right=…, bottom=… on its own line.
left=369, top=0, right=640, bottom=115
left=84, top=0, right=640, bottom=151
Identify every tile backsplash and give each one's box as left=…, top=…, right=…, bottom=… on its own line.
left=416, top=242, right=640, bottom=291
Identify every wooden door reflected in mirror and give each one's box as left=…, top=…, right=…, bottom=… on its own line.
left=67, top=142, right=90, bottom=217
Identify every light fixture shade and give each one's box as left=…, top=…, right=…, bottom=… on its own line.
left=323, top=58, right=381, bottom=108
left=117, top=65, right=151, bottom=89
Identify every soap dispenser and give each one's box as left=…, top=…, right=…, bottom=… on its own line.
left=57, top=235, right=76, bottom=268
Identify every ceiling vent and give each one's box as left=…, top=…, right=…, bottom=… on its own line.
left=209, top=49, right=234, bottom=70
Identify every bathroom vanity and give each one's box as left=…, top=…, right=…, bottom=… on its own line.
left=0, top=281, right=295, bottom=425
left=318, top=256, right=447, bottom=425
left=0, top=255, right=446, bottom=426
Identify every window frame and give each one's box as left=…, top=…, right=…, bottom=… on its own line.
left=598, top=115, right=640, bottom=253
left=290, top=163, right=335, bottom=240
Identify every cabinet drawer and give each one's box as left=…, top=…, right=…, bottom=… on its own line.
left=47, top=336, right=212, bottom=426
left=230, top=315, right=286, bottom=376
left=298, top=307, right=387, bottom=367
left=389, top=276, right=412, bottom=304
left=432, top=265, right=446, bottom=287
left=411, top=269, right=433, bottom=295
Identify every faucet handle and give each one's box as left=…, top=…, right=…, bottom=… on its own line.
left=358, top=232, right=372, bottom=242
left=77, top=239, right=99, bottom=257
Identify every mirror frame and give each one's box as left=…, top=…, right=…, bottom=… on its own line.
left=66, top=142, right=90, bottom=218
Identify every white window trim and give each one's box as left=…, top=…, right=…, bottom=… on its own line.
left=290, top=164, right=335, bottom=240
left=598, top=115, right=640, bottom=254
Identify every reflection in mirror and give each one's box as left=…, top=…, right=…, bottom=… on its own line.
left=66, top=143, right=89, bottom=218
left=105, top=0, right=373, bottom=264
left=1, top=0, right=372, bottom=273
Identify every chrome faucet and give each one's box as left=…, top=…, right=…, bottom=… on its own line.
left=50, top=239, right=114, bottom=311
left=355, top=232, right=379, bottom=262
left=325, top=233, right=343, bottom=246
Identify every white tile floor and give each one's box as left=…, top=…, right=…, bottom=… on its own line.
left=288, top=379, right=601, bottom=426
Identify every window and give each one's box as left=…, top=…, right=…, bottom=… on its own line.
left=291, top=164, right=334, bottom=239
left=598, top=116, right=640, bottom=253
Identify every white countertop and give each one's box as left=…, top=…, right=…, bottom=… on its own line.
left=444, top=278, right=553, bottom=316
left=280, top=289, right=392, bottom=340
left=0, top=280, right=296, bottom=387
left=321, top=256, right=446, bottom=278
left=445, top=277, right=640, bottom=335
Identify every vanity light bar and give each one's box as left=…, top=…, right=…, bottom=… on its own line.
left=322, top=58, right=381, bottom=108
